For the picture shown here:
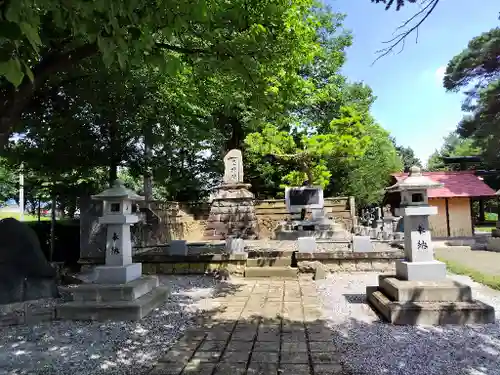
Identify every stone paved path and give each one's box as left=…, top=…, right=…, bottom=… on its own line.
left=149, top=277, right=343, bottom=375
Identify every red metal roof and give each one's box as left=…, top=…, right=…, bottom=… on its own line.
left=391, top=170, right=496, bottom=198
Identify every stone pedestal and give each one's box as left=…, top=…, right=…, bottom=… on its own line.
left=367, top=276, right=494, bottom=325
left=204, top=183, right=258, bottom=240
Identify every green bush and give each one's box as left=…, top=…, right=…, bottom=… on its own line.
left=485, top=212, right=498, bottom=221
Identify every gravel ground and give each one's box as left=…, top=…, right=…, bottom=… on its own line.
left=0, top=276, right=218, bottom=375
left=316, top=272, right=500, bottom=375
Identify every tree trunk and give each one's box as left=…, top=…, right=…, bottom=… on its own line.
left=143, top=122, right=153, bottom=203
left=108, top=120, right=119, bottom=186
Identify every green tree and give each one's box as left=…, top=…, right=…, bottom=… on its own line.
left=390, top=140, right=422, bottom=171
left=426, top=132, right=482, bottom=171
left=442, top=28, right=500, bottom=168
left=244, top=106, right=371, bottom=189
left=339, top=125, right=403, bottom=206
left=0, top=158, right=17, bottom=204
left=0, top=0, right=336, bottom=148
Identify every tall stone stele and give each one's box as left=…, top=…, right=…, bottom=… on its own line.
left=366, top=166, right=495, bottom=325
left=204, top=149, right=258, bottom=240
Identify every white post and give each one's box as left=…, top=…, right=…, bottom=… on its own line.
left=19, top=164, right=24, bottom=222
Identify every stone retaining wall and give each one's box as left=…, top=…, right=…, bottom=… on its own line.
left=296, top=251, right=404, bottom=273
left=0, top=299, right=57, bottom=327
left=137, top=253, right=248, bottom=276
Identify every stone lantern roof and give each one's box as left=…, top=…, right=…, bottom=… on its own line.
left=386, top=166, right=443, bottom=193
left=91, top=179, right=145, bottom=201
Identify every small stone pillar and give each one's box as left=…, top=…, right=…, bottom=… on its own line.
left=204, top=149, right=258, bottom=240
left=387, top=166, right=446, bottom=281
left=91, top=180, right=144, bottom=284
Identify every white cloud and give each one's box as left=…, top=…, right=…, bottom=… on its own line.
left=435, top=66, right=446, bottom=85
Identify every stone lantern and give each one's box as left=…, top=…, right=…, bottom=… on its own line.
left=366, top=166, right=494, bottom=325
left=386, top=165, right=446, bottom=281
left=91, top=179, right=144, bottom=284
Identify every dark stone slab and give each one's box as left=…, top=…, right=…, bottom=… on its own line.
left=0, top=218, right=58, bottom=304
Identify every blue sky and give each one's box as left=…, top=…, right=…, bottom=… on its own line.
left=328, top=0, right=499, bottom=165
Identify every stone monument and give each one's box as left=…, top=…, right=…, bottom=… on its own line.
left=57, top=180, right=168, bottom=321
left=275, top=186, right=351, bottom=241
left=204, top=149, right=258, bottom=240
left=367, top=166, right=495, bottom=325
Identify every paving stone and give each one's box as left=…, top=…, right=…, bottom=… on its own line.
left=313, top=364, right=344, bottom=375
left=280, top=351, right=309, bottom=364
left=214, top=363, right=247, bottom=375
left=247, top=362, right=278, bottom=375
left=281, top=341, right=308, bottom=352
left=278, top=364, right=311, bottom=375
left=206, top=330, right=232, bottom=341
left=191, top=351, right=221, bottom=362
left=149, top=362, right=185, bottom=375
left=253, top=341, right=280, bottom=352
left=221, top=350, right=251, bottom=363
left=159, top=349, right=194, bottom=363
left=308, top=331, right=336, bottom=342
left=281, top=323, right=305, bottom=332
left=181, top=330, right=207, bottom=341
left=309, top=341, right=337, bottom=352
left=257, top=330, right=281, bottom=341
left=231, top=329, right=257, bottom=341
left=168, top=339, right=202, bottom=352
left=310, top=352, right=341, bottom=364
left=183, top=362, right=216, bottom=375
left=198, top=340, right=227, bottom=352
left=225, top=340, right=254, bottom=352
left=281, top=331, right=307, bottom=342
left=251, top=351, right=279, bottom=363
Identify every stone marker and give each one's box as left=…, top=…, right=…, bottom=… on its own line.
left=352, top=235, right=374, bottom=252
left=0, top=218, right=57, bottom=304
left=313, top=263, right=327, bottom=280
left=223, top=149, right=244, bottom=184
left=170, top=240, right=188, bottom=256
left=298, top=237, right=317, bottom=253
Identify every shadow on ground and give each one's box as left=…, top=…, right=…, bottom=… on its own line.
left=1, top=275, right=500, bottom=375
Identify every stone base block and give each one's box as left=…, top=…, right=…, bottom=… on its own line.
left=366, top=288, right=495, bottom=325
left=276, top=230, right=351, bottom=241
left=486, top=237, right=500, bottom=252
left=59, top=276, right=159, bottom=302
left=352, top=236, right=374, bottom=252
left=396, top=260, right=446, bottom=281
left=95, top=263, right=142, bottom=284
left=298, top=237, right=317, bottom=253
left=244, top=266, right=298, bottom=279
left=379, top=276, right=472, bottom=303
left=246, top=258, right=292, bottom=267
left=56, top=286, right=169, bottom=321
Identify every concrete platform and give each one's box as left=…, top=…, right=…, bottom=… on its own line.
left=57, top=286, right=169, bottom=321
left=378, top=276, right=473, bottom=303
left=367, top=287, right=495, bottom=325
left=59, top=276, right=159, bottom=302
left=244, top=266, right=298, bottom=278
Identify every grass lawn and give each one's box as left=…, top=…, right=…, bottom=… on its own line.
left=0, top=212, right=51, bottom=221
left=437, top=256, right=500, bottom=291
left=475, top=226, right=496, bottom=232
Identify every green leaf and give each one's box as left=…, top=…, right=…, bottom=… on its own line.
left=165, top=55, right=182, bottom=75
left=0, top=58, right=24, bottom=86
left=20, top=22, right=42, bottom=53
left=0, top=21, right=23, bottom=40
left=23, top=61, right=34, bottom=82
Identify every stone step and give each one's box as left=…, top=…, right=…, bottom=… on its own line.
left=246, top=258, right=291, bottom=267
left=58, top=276, right=159, bottom=302
left=276, top=230, right=351, bottom=241
left=56, top=286, right=169, bottom=321
left=244, top=267, right=298, bottom=278
left=246, top=250, right=295, bottom=259
left=366, top=288, right=495, bottom=325
left=379, top=276, right=473, bottom=303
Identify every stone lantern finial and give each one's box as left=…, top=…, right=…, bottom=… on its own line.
left=409, top=165, right=421, bottom=176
